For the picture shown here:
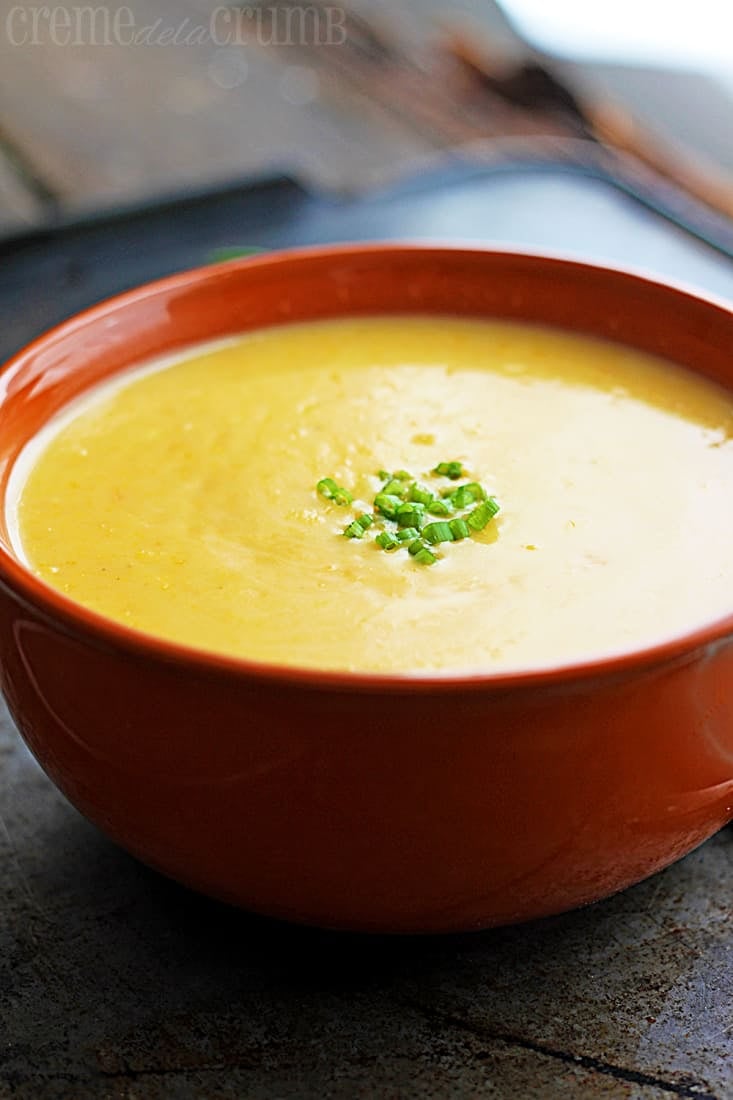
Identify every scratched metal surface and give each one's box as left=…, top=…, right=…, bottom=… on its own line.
left=1, top=168, right=732, bottom=1099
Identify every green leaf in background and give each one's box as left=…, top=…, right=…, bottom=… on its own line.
left=207, top=246, right=266, bottom=264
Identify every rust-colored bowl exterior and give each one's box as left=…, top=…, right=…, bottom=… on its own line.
left=1, top=247, right=732, bottom=933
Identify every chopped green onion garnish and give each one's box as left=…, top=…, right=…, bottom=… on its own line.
left=383, top=478, right=410, bottom=499
left=467, top=498, right=500, bottom=531
left=423, top=521, right=454, bottom=545
left=317, top=477, right=352, bottom=506
left=374, top=493, right=402, bottom=519
left=464, top=482, right=487, bottom=501
left=450, top=485, right=471, bottom=509
left=344, top=514, right=373, bottom=539
left=449, top=517, right=470, bottom=540
left=319, top=464, right=499, bottom=567
left=317, top=477, right=338, bottom=497
left=450, top=482, right=485, bottom=508
left=433, top=461, right=464, bottom=480
left=396, top=503, right=425, bottom=528
left=409, top=484, right=434, bottom=506
left=408, top=540, right=438, bottom=565
left=376, top=530, right=400, bottom=551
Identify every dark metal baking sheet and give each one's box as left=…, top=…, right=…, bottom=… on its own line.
left=2, top=161, right=732, bottom=365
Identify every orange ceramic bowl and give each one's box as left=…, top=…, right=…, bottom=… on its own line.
left=1, top=246, right=733, bottom=934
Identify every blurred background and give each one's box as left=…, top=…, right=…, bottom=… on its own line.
left=0, top=0, right=731, bottom=232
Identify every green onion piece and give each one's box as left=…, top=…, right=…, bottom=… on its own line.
left=393, top=469, right=412, bottom=481
left=409, top=484, right=434, bottom=506
left=451, top=482, right=486, bottom=509
left=467, top=498, right=500, bottom=531
left=449, top=517, right=470, bottom=540
left=408, top=540, right=438, bottom=565
left=377, top=469, right=390, bottom=481
left=423, top=521, right=454, bottom=545
left=396, top=503, right=425, bottom=528
left=428, top=498, right=452, bottom=516
left=208, top=245, right=265, bottom=264
left=463, top=481, right=487, bottom=501
left=344, top=513, right=373, bottom=538
left=383, top=478, right=410, bottom=499
left=450, top=485, right=472, bottom=509
left=433, top=461, right=464, bottom=480
left=317, top=477, right=339, bottom=498
left=396, top=527, right=420, bottom=541
left=374, top=493, right=402, bottom=519
left=466, top=504, right=489, bottom=532
left=316, top=477, right=352, bottom=505
left=376, top=530, right=400, bottom=551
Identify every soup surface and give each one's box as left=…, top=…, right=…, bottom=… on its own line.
left=11, top=316, right=733, bottom=674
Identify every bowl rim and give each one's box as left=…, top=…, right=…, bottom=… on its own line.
left=1, top=240, right=733, bottom=695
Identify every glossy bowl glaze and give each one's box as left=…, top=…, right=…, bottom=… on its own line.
left=1, top=246, right=732, bottom=933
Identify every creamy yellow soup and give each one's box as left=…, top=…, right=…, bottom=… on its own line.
left=10, top=316, right=733, bottom=674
